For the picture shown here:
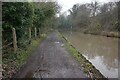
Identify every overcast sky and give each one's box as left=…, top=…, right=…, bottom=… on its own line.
left=57, top=0, right=116, bottom=13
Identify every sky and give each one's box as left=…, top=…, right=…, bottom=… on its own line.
left=57, top=0, right=117, bottom=14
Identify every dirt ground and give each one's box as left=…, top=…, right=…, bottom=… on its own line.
left=13, top=31, right=87, bottom=78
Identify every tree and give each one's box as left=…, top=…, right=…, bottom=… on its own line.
left=58, top=1, right=119, bottom=33
left=2, top=2, right=34, bottom=45
left=33, top=2, right=60, bottom=29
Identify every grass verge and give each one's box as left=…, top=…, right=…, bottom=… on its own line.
left=58, top=31, right=107, bottom=79
left=2, top=34, right=46, bottom=78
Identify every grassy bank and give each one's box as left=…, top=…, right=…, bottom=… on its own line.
left=58, top=31, right=107, bottom=79
left=2, top=34, right=46, bottom=78
left=84, top=31, right=120, bottom=38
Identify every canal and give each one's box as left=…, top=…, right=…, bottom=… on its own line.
left=62, top=31, right=118, bottom=78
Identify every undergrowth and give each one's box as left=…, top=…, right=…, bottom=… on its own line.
left=2, top=34, right=46, bottom=78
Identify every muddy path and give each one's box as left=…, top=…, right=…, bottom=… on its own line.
left=13, top=31, right=87, bottom=78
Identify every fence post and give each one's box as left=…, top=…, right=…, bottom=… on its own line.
left=29, top=27, right=31, bottom=39
left=12, top=28, right=17, bottom=53
left=39, top=28, right=40, bottom=37
left=35, top=27, right=37, bottom=38
left=29, top=27, right=31, bottom=44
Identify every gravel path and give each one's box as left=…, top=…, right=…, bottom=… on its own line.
left=13, top=31, right=87, bottom=78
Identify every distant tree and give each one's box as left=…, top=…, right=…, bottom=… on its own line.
left=33, top=2, right=60, bottom=29
left=89, top=1, right=100, bottom=17
left=58, top=1, right=119, bottom=33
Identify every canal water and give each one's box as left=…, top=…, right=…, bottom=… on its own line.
left=62, top=31, right=118, bottom=78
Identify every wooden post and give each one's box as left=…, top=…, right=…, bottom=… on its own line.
left=29, top=27, right=31, bottom=44
left=12, top=28, right=17, bottom=53
left=29, top=27, right=31, bottom=40
left=35, top=27, right=37, bottom=38
left=39, top=28, right=40, bottom=37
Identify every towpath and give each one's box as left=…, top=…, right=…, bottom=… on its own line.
left=13, top=31, right=87, bottom=78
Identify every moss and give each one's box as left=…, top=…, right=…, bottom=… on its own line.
left=15, top=37, right=44, bottom=68
left=58, top=31, right=107, bottom=79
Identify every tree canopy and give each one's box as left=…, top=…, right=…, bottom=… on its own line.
left=58, top=1, right=119, bottom=33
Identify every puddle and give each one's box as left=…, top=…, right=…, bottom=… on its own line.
left=55, top=42, right=60, bottom=44
left=55, top=41, right=64, bottom=47
left=61, top=44, right=64, bottom=47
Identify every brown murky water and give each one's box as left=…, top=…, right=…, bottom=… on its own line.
left=63, top=31, right=118, bottom=78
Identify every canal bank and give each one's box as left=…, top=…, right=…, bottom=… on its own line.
left=60, top=31, right=118, bottom=78
left=58, top=31, right=106, bottom=79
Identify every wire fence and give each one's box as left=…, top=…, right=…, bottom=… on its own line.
left=2, top=27, right=41, bottom=53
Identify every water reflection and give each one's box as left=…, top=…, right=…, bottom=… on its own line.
left=63, top=31, right=118, bottom=78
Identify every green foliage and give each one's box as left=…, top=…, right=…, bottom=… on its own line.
left=33, top=8, right=45, bottom=27
left=2, top=2, right=60, bottom=46
left=2, top=2, right=34, bottom=46
left=2, top=2, right=60, bottom=78
left=33, top=2, right=60, bottom=28
left=2, top=2, right=34, bottom=29
left=58, top=15, right=72, bottom=30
